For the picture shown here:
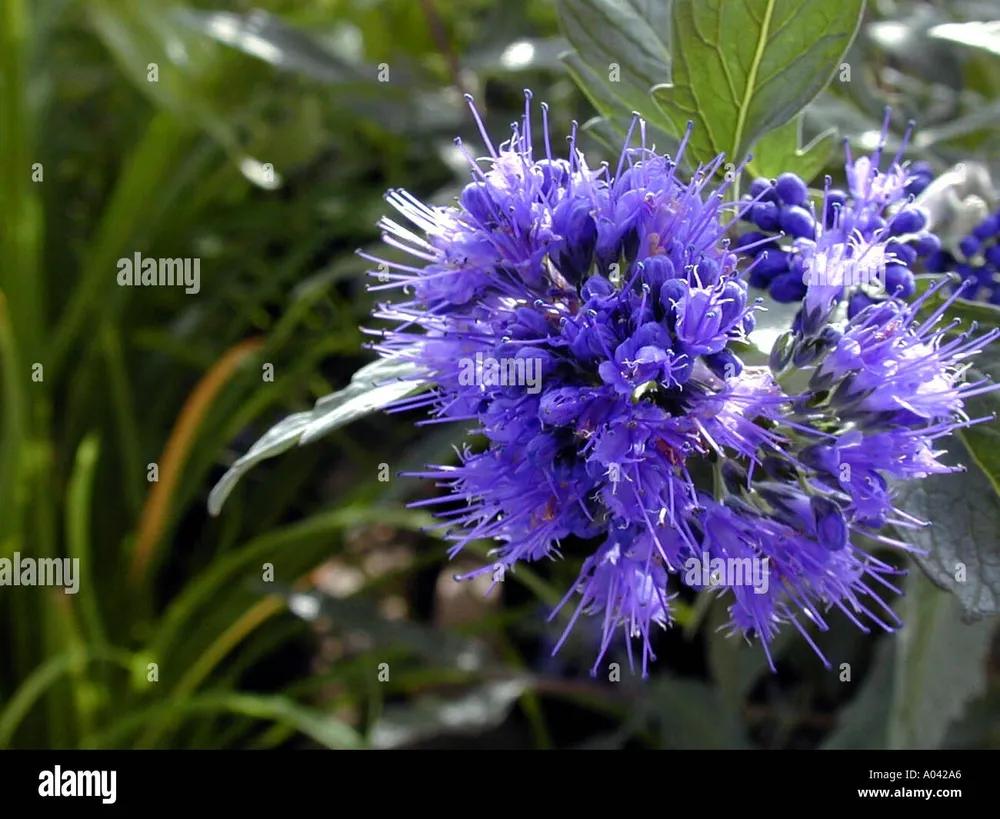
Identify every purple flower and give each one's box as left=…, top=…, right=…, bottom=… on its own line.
left=737, top=110, right=940, bottom=329
left=810, top=281, right=1000, bottom=425
left=926, top=206, right=1000, bottom=304
left=364, top=93, right=999, bottom=677
left=552, top=535, right=674, bottom=673
left=773, top=275, right=1000, bottom=529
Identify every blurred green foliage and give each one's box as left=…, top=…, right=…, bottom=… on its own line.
left=0, top=0, right=998, bottom=750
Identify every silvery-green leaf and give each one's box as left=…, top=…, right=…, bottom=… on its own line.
left=748, top=294, right=802, bottom=357
left=823, top=568, right=996, bottom=749
left=928, top=20, right=1000, bottom=59
left=913, top=161, right=997, bottom=236
left=369, top=679, right=530, bottom=749
left=892, top=444, right=1000, bottom=621
left=175, top=9, right=370, bottom=83
left=207, top=358, right=429, bottom=516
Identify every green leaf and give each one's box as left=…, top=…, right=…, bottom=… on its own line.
left=888, top=570, right=997, bottom=749
left=0, top=648, right=134, bottom=749
left=706, top=601, right=795, bottom=713
left=959, top=425, right=1000, bottom=497
left=650, top=0, right=866, bottom=168
left=555, top=0, right=677, bottom=138
left=957, top=388, right=1000, bottom=499
left=745, top=115, right=837, bottom=183
left=562, top=50, right=680, bottom=155
left=952, top=299, right=1000, bottom=331
left=635, top=675, right=751, bottom=748
left=912, top=275, right=1000, bottom=330
left=819, top=632, right=894, bottom=749
left=65, top=435, right=107, bottom=651
left=902, top=286, right=1000, bottom=497
left=823, top=568, right=996, bottom=749
left=207, top=358, right=429, bottom=516
left=892, top=442, right=1000, bottom=620
left=176, top=9, right=371, bottom=84
left=87, top=692, right=364, bottom=749
left=942, top=683, right=1000, bottom=748
left=84, top=0, right=239, bottom=153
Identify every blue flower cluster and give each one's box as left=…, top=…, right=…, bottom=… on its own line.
left=926, top=207, right=1000, bottom=305
left=364, top=94, right=999, bottom=676
left=735, top=115, right=942, bottom=331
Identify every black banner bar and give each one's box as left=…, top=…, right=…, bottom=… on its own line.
left=0, top=750, right=984, bottom=810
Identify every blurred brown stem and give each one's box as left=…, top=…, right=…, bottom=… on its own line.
left=419, top=0, right=468, bottom=100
